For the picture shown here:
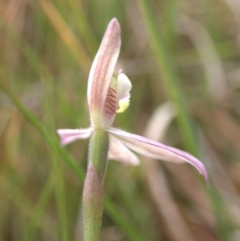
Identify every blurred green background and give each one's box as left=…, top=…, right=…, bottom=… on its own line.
left=1, top=0, right=240, bottom=240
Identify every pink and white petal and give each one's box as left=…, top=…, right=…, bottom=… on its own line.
left=57, top=128, right=92, bottom=146
left=87, top=50, right=100, bottom=104
left=87, top=18, right=121, bottom=128
left=108, top=135, right=140, bottom=166
left=108, top=128, right=208, bottom=183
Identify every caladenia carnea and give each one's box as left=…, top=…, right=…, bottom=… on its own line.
left=57, top=18, right=208, bottom=241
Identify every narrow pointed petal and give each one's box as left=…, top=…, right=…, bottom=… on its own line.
left=87, top=18, right=121, bottom=128
left=57, top=128, right=92, bottom=146
left=109, top=135, right=140, bottom=166
left=108, top=128, right=208, bottom=183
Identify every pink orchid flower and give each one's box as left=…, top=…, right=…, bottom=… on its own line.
left=57, top=18, right=208, bottom=184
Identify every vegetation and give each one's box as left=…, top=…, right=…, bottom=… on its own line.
left=0, top=0, right=239, bottom=240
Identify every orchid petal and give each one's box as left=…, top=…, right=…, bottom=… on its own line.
left=109, top=135, right=140, bottom=166
left=108, top=128, right=208, bottom=183
left=57, top=128, right=92, bottom=146
left=117, top=73, right=132, bottom=113
left=87, top=18, right=121, bottom=128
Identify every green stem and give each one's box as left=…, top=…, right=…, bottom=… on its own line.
left=83, top=129, right=109, bottom=241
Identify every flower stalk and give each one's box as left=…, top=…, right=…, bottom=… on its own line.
left=83, top=129, right=109, bottom=241
left=89, top=129, right=109, bottom=181
left=83, top=163, right=103, bottom=241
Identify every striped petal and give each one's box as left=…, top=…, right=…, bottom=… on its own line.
left=109, top=135, right=140, bottom=166
left=57, top=128, right=92, bottom=146
left=87, top=18, right=121, bottom=129
left=108, top=128, right=208, bottom=184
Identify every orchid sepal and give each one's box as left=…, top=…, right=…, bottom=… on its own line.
left=57, top=128, right=92, bottom=146
left=87, top=18, right=121, bottom=129
left=108, top=127, right=209, bottom=185
left=109, top=135, right=140, bottom=166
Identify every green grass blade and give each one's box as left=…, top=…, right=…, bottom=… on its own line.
left=21, top=176, right=54, bottom=241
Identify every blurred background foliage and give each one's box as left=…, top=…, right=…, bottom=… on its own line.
left=0, top=0, right=240, bottom=240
